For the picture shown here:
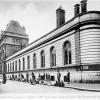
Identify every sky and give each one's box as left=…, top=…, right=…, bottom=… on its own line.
left=0, top=0, right=100, bottom=43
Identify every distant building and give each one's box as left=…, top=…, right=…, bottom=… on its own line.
left=0, top=20, right=29, bottom=74
left=3, top=0, right=100, bottom=83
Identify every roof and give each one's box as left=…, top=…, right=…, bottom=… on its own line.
left=5, top=20, right=26, bottom=35
left=6, top=11, right=100, bottom=61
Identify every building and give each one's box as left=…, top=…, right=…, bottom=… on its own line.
left=0, top=20, right=29, bottom=74
left=5, top=0, right=100, bottom=84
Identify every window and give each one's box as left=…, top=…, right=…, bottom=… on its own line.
left=13, top=62, right=14, bottom=71
left=15, top=61, right=17, bottom=71
left=16, top=39, right=20, bottom=44
left=23, top=58, right=25, bottom=70
left=33, top=53, right=37, bottom=69
left=63, top=41, right=72, bottom=65
left=50, top=46, right=56, bottom=67
left=27, top=56, right=30, bottom=70
left=8, top=64, right=9, bottom=72
left=10, top=63, right=11, bottom=72
left=41, top=50, right=45, bottom=68
left=19, top=59, right=21, bottom=71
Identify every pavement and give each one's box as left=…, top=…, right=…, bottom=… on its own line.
left=2, top=80, right=100, bottom=92
left=64, top=82, right=100, bottom=92
left=34, top=81, right=100, bottom=92
left=1, top=80, right=88, bottom=95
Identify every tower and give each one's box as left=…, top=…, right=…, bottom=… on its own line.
left=0, top=20, right=29, bottom=74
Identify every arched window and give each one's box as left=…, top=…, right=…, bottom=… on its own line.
left=15, top=61, right=17, bottom=71
left=27, top=56, right=30, bottom=70
left=23, top=58, right=25, bottom=70
left=10, top=63, right=11, bottom=72
left=33, top=53, right=37, bottom=69
left=19, top=59, right=21, bottom=71
left=63, top=41, right=72, bottom=65
left=41, top=50, right=45, bottom=68
left=50, top=46, right=56, bottom=67
left=13, top=62, right=14, bottom=72
left=8, top=64, right=9, bottom=72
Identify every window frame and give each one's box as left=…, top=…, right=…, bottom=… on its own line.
left=41, top=50, right=45, bottom=68
left=63, top=41, right=72, bottom=65
left=23, top=58, right=25, bottom=70
left=19, top=59, right=21, bottom=71
left=27, top=55, right=30, bottom=70
left=50, top=46, right=56, bottom=67
left=33, top=53, right=37, bottom=69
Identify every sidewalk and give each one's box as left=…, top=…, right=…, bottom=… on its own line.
left=40, top=81, right=100, bottom=92
left=7, top=80, right=100, bottom=92
left=64, top=83, right=100, bottom=92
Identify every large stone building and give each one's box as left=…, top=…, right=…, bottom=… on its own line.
left=0, top=20, right=29, bottom=74
left=4, top=0, right=100, bottom=84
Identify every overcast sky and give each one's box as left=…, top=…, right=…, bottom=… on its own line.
left=0, top=0, right=100, bottom=43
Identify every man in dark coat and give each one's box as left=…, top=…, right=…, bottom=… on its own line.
left=57, top=70, right=61, bottom=86
left=67, top=71, right=70, bottom=84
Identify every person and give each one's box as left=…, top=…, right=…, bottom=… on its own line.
left=3, top=74, right=6, bottom=84
left=46, top=73, right=50, bottom=81
left=26, top=73, right=29, bottom=82
left=31, top=72, right=36, bottom=84
left=31, top=72, right=35, bottom=80
left=67, top=71, right=70, bottom=84
left=30, top=78, right=32, bottom=84
left=36, top=73, right=41, bottom=84
left=57, top=70, right=61, bottom=86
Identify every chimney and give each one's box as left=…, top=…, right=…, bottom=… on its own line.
left=74, top=4, right=80, bottom=17
left=81, top=0, right=87, bottom=13
left=56, top=6, right=65, bottom=27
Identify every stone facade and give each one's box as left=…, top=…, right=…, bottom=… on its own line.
left=0, top=20, right=29, bottom=74
left=3, top=0, right=100, bottom=84
left=6, top=11, right=100, bottom=83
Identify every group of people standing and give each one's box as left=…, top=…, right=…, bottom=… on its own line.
left=57, top=70, right=70, bottom=86
left=9, top=69, right=70, bottom=87
left=28, top=70, right=70, bottom=86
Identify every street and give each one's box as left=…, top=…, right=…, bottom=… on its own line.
left=0, top=80, right=100, bottom=100
left=0, top=80, right=91, bottom=94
